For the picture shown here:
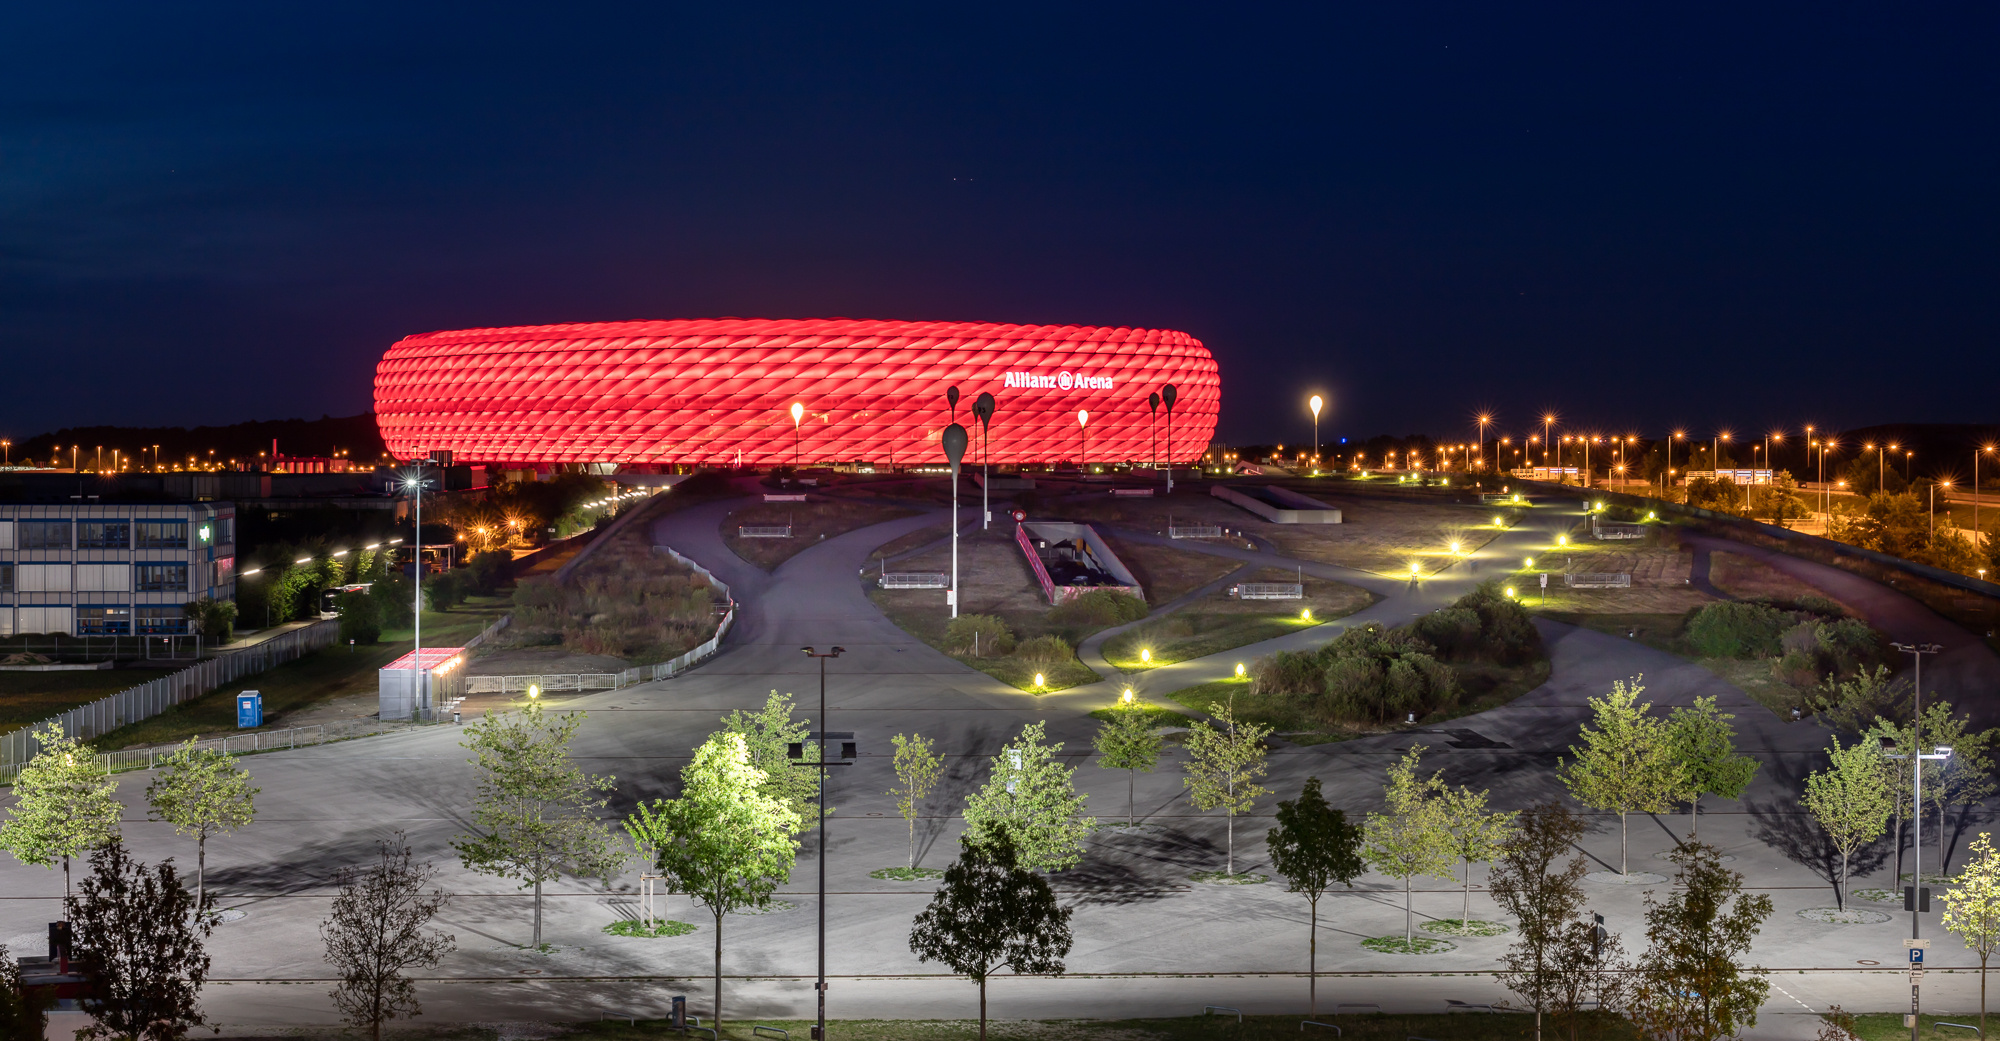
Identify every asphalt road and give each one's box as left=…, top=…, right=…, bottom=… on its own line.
left=2, top=489, right=1990, bottom=1036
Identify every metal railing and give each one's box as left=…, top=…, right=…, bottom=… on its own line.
left=0, top=620, right=339, bottom=769
left=466, top=673, right=619, bottom=695
left=1235, top=582, right=1304, bottom=600
left=738, top=525, right=792, bottom=538
left=1168, top=524, right=1224, bottom=539
left=2, top=696, right=414, bottom=785
left=1564, top=572, right=1632, bottom=589
left=0, top=634, right=206, bottom=663
left=877, top=572, right=948, bottom=589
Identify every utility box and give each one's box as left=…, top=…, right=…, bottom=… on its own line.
left=236, top=691, right=263, bottom=729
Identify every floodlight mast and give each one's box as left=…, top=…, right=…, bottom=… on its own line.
left=795, top=646, right=848, bottom=1041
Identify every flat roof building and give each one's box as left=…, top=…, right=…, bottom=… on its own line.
left=0, top=503, right=236, bottom=636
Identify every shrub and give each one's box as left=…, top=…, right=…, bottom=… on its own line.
left=425, top=571, right=466, bottom=612
left=944, top=614, right=1016, bottom=657
left=1252, top=650, right=1324, bottom=697
left=1045, top=589, right=1148, bottom=628
left=370, top=575, right=415, bottom=628
left=1411, top=607, right=1480, bottom=657
left=1409, top=584, right=1541, bottom=664
left=181, top=597, right=237, bottom=643
left=464, top=550, right=513, bottom=595
left=1013, top=634, right=1081, bottom=667
left=1685, top=601, right=1789, bottom=659
left=336, top=590, right=381, bottom=645
left=1252, top=623, right=1457, bottom=725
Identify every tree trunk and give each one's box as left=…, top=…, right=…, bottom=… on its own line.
left=1689, top=795, right=1699, bottom=839
left=1895, top=808, right=1904, bottom=882
left=1839, top=850, right=1849, bottom=911
left=1404, top=873, right=1413, bottom=943
left=1227, top=811, right=1235, bottom=876
left=197, top=830, right=207, bottom=916
left=713, top=909, right=726, bottom=1033
left=1619, top=810, right=1628, bottom=875
left=978, top=976, right=987, bottom=1041
left=1309, top=895, right=1319, bottom=1016
left=1128, top=768, right=1135, bottom=827
left=533, top=877, right=543, bottom=947
left=1939, top=802, right=1947, bottom=876
left=1981, top=951, right=1988, bottom=1040
left=1462, top=858, right=1472, bottom=926
left=908, top=816, right=916, bottom=871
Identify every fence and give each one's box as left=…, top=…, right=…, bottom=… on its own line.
left=1592, top=522, right=1645, bottom=540
left=1564, top=572, right=1632, bottom=589
left=878, top=572, right=948, bottom=589
left=0, top=620, right=341, bottom=769
left=4, top=715, right=449, bottom=786
left=467, top=673, right=619, bottom=695
left=1168, top=524, right=1224, bottom=539
left=1233, top=582, right=1304, bottom=600
left=738, top=525, right=792, bottom=538
left=0, top=634, right=206, bottom=663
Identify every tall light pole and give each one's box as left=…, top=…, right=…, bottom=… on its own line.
left=1931, top=481, right=1951, bottom=539
left=1147, top=392, right=1160, bottom=472
left=1077, top=410, right=1089, bottom=473
left=1162, top=384, right=1178, bottom=493
left=942, top=423, right=968, bottom=618
left=973, top=393, right=996, bottom=530
left=1888, top=640, right=1949, bottom=1041
left=1477, top=415, right=1491, bottom=472
left=790, top=402, right=805, bottom=470
left=402, top=459, right=434, bottom=719
left=793, top=646, right=850, bottom=1041
left=1309, top=395, right=1323, bottom=471
left=1978, top=445, right=1996, bottom=538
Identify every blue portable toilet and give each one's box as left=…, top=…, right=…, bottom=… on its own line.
left=236, top=691, right=263, bottom=729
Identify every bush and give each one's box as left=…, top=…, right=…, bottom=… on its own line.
left=1045, top=589, right=1149, bottom=628
left=181, top=597, right=237, bottom=642
left=371, top=575, right=415, bottom=628
left=463, top=550, right=513, bottom=595
left=425, top=571, right=466, bottom=612
left=1012, top=634, right=1081, bottom=667
left=1251, top=650, right=1325, bottom=697
left=1685, top=601, right=1790, bottom=658
left=1410, top=584, right=1541, bottom=664
left=336, top=590, right=381, bottom=645
left=944, top=614, right=1016, bottom=657
left=1252, top=623, right=1457, bottom=725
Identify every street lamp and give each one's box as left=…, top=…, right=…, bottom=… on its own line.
left=1309, top=395, right=1323, bottom=468
left=1077, top=410, right=1089, bottom=473
left=790, top=402, right=805, bottom=470
left=942, top=423, right=968, bottom=618
left=401, top=457, right=439, bottom=719
left=973, top=393, right=997, bottom=530
left=1477, top=415, right=1491, bottom=472
left=1931, top=481, right=1951, bottom=539
left=792, top=646, right=851, bottom=1041
left=1978, top=445, right=1996, bottom=537
left=1886, top=639, right=1949, bottom=1041
left=1542, top=414, right=1557, bottom=473
left=1162, top=384, right=1179, bottom=493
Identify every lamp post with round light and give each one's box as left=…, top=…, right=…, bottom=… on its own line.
left=789, top=402, right=805, bottom=470
left=973, top=393, right=996, bottom=529
left=1077, top=410, right=1089, bottom=473
left=942, top=423, right=968, bottom=618
left=1309, top=395, right=1323, bottom=470
left=1162, top=384, right=1178, bottom=493
left=1978, top=445, right=1996, bottom=537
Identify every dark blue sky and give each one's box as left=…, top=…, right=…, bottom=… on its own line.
left=3, top=2, right=1994, bottom=446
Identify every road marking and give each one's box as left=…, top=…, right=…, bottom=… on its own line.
left=1770, top=980, right=1816, bottom=1013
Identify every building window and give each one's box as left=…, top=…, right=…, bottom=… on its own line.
left=0, top=563, right=11, bottom=593
left=218, top=517, right=235, bottom=545
left=136, top=605, right=190, bottom=635
left=135, top=564, right=190, bottom=592
left=76, top=606, right=132, bottom=636
left=77, top=520, right=132, bottom=549
left=17, top=520, right=72, bottom=550
left=136, top=520, right=189, bottom=549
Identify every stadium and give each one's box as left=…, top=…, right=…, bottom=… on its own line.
left=373, top=318, right=1220, bottom=467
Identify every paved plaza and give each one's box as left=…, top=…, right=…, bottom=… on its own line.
left=4, top=491, right=1997, bottom=1034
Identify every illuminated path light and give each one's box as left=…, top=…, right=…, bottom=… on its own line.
left=374, top=318, right=1220, bottom=466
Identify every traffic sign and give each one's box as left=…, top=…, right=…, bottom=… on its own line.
left=1906, top=938, right=1932, bottom=949
left=1909, top=948, right=1925, bottom=966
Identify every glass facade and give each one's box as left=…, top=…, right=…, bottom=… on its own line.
left=136, top=520, right=189, bottom=549
left=135, top=605, right=189, bottom=634
left=18, top=520, right=71, bottom=550
left=75, top=606, right=132, bottom=635
left=77, top=520, right=132, bottom=549
left=135, top=563, right=190, bottom=592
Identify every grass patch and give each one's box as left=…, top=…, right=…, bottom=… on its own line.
left=564, top=1011, right=1641, bottom=1041
left=1103, top=575, right=1375, bottom=671
left=89, top=597, right=511, bottom=750
left=867, top=583, right=1101, bottom=693
left=1084, top=699, right=1191, bottom=727
left=1166, top=652, right=1549, bottom=740
left=602, top=919, right=696, bottom=938
left=723, top=500, right=920, bottom=570
left=0, top=666, right=182, bottom=730
left=869, top=867, right=944, bottom=881
left=1190, top=870, right=1267, bottom=885
left=1423, top=918, right=1511, bottom=936
left=1361, top=935, right=1456, bottom=955
left=507, top=507, right=724, bottom=665
left=1540, top=610, right=1816, bottom=718
left=1843, top=1015, right=1994, bottom=1041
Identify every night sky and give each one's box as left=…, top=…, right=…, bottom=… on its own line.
left=3, top=3, right=1995, bottom=447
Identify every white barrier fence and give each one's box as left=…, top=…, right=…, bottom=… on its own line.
left=1565, top=572, right=1633, bottom=588
left=4, top=715, right=449, bottom=786
left=878, top=573, right=948, bottom=589
left=0, top=620, right=341, bottom=771
left=1233, top=582, right=1305, bottom=600
left=467, top=673, right=619, bottom=695
left=738, top=525, right=792, bottom=538
left=1168, top=524, right=1224, bottom=539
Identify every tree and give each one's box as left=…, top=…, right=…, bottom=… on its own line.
left=1094, top=703, right=1162, bottom=827
left=908, top=833, right=1074, bottom=1041
left=1438, top=781, right=1516, bottom=928
left=337, top=588, right=383, bottom=644
left=1267, top=777, right=1364, bottom=1015
left=145, top=739, right=258, bottom=913
left=1490, top=803, right=1590, bottom=1041
left=721, top=690, right=824, bottom=830
left=629, top=732, right=801, bottom=1033
left=0, top=724, right=123, bottom=899
left=1548, top=916, right=1629, bottom=1041
left=1912, top=702, right=1997, bottom=874
left=321, top=836, right=456, bottom=1041
left=1626, top=842, right=1773, bottom=1041
left=889, top=733, right=945, bottom=870
left=1362, top=745, right=1454, bottom=944
left=452, top=700, right=626, bottom=948
left=962, top=721, right=1096, bottom=872
left=1667, top=696, right=1758, bottom=838
left=66, top=841, right=214, bottom=1041
left=1182, top=701, right=1273, bottom=876
left=1945, top=833, right=2000, bottom=1037
left=1560, top=676, right=1685, bottom=875
left=1803, top=734, right=1894, bottom=909
left=0, top=940, right=50, bottom=1041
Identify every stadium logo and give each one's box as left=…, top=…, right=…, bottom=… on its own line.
left=1003, top=370, right=1115, bottom=391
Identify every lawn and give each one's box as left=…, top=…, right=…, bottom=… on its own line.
left=1167, top=650, right=1550, bottom=744
left=1844, top=1012, right=1994, bottom=1041
left=563, top=1011, right=1639, bottom=1041
left=1103, top=571, right=1376, bottom=671
left=723, top=499, right=920, bottom=569
left=89, top=596, right=511, bottom=750
left=1540, top=609, right=1811, bottom=717
left=0, top=666, right=183, bottom=730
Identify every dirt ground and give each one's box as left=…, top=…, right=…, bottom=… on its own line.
left=722, top=499, right=919, bottom=569
left=1102, top=571, right=1376, bottom=669
left=1103, top=537, right=1244, bottom=603
left=465, top=646, right=631, bottom=675
left=1516, top=526, right=1715, bottom=613
left=1045, top=485, right=1509, bottom=576
left=1710, top=549, right=1844, bottom=604
left=873, top=529, right=1050, bottom=621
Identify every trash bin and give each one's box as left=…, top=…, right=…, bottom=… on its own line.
left=236, top=691, right=263, bottom=729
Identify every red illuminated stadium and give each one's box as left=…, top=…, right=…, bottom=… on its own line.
left=373, top=319, right=1219, bottom=467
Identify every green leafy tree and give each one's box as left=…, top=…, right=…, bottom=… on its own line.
left=626, top=732, right=800, bottom=1034
left=962, top=721, right=1096, bottom=872
left=67, top=840, right=214, bottom=1041
left=1363, top=745, right=1455, bottom=943
left=337, top=589, right=382, bottom=645
left=721, top=691, right=824, bottom=830
left=908, top=834, right=1074, bottom=1041
left=1668, top=696, right=1758, bottom=838
left=321, top=836, right=456, bottom=1041
left=1559, top=676, right=1685, bottom=874
left=1944, top=833, right=2000, bottom=1036
left=0, top=724, right=123, bottom=899
left=1803, top=734, right=1894, bottom=909
left=145, top=740, right=259, bottom=913
left=1439, top=782, right=1516, bottom=928
left=1626, top=843, right=1774, bottom=1041
left=1095, top=703, right=1162, bottom=826
left=889, top=733, right=944, bottom=870
left=1490, top=803, right=1590, bottom=1041
left=0, top=940, right=51, bottom=1041
left=1807, top=664, right=1907, bottom=736
left=1267, top=777, right=1365, bottom=1015
left=1912, top=703, right=1997, bottom=874
left=452, top=700, right=626, bottom=948
left=1182, top=701, right=1273, bottom=876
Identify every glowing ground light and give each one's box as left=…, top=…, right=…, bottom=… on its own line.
left=1449, top=540, right=1462, bottom=554
left=1558, top=535, right=1569, bottom=547
left=1034, top=672, right=1045, bottom=688
left=1122, top=688, right=1134, bottom=704
left=1235, top=663, right=1246, bottom=678
left=1647, top=511, right=1658, bottom=520
left=1302, top=608, right=1314, bottom=621
left=1409, top=562, right=1421, bottom=577
left=1140, top=648, right=1152, bottom=664
left=528, top=684, right=541, bottom=700
left=1493, top=515, right=1502, bottom=525
left=1505, top=587, right=1517, bottom=598
left=1525, top=557, right=1535, bottom=568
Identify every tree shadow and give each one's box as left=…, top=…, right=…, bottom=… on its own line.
left=1052, top=855, right=1184, bottom=907
left=1745, top=795, right=1891, bottom=902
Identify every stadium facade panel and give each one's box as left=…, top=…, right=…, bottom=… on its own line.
left=374, top=318, right=1220, bottom=466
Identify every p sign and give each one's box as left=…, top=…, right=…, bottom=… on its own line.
left=1910, top=948, right=1925, bottom=967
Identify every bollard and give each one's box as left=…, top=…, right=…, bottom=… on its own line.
left=452, top=711, right=462, bottom=725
